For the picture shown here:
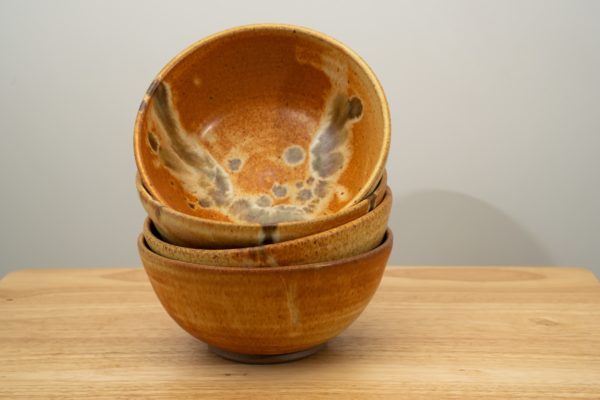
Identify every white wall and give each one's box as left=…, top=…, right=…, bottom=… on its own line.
left=1, top=0, right=599, bottom=278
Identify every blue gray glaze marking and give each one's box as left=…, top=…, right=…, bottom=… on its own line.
left=147, top=81, right=362, bottom=224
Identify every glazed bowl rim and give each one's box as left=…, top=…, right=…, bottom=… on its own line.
left=138, top=227, right=393, bottom=273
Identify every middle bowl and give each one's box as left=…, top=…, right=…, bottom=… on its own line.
left=136, top=171, right=386, bottom=248
left=144, top=187, right=392, bottom=267
left=134, top=24, right=391, bottom=225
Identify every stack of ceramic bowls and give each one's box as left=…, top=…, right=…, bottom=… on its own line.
left=134, top=24, right=392, bottom=363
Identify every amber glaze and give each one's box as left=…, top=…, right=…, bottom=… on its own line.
left=138, top=229, right=392, bottom=355
left=134, top=24, right=390, bottom=225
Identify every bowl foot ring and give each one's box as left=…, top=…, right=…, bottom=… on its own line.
left=208, top=342, right=327, bottom=364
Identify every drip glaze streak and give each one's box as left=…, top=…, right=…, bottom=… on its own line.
left=147, top=81, right=362, bottom=225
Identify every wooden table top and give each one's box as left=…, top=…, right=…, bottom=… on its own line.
left=1, top=267, right=599, bottom=399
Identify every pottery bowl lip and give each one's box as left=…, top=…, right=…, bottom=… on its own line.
left=138, top=227, right=393, bottom=274
left=133, top=23, right=391, bottom=214
left=135, top=170, right=387, bottom=229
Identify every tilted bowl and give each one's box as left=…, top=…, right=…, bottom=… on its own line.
left=134, top=24, right=390, bottom=226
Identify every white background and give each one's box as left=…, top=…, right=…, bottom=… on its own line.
left=1, top=0, right=599, bottom=278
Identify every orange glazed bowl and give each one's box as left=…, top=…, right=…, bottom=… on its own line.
left=134, top=24, right=390, bottom=226
left=138, top=229, right=393, bottom=363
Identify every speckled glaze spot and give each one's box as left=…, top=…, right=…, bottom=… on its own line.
left=283, top=145, right=305, bottom=165
left=297, top=189, right=312, bottom=202
left=272, top=184, right=287, bottom=198
left=199, top=198, right=211, bottom=208
left=335, top=184, right=349, bottom=201
left=256, top=195, right=272, bottom=207
left=302, top=205, right=316, bottom=213
left=315, top=180, right=328, bottom=198
left=228, top=158, right=242, bottom=172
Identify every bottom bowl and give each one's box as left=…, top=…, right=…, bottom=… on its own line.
left=138, top=229, right=393, bottom=362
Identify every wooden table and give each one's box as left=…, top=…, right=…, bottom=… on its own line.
left=1, top=267, right=599, bottom=399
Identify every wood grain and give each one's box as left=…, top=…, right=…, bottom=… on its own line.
left=1, top=267, right=599, bottom=399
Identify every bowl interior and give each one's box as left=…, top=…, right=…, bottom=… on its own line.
left=135, top=25, right=389, bottom=225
